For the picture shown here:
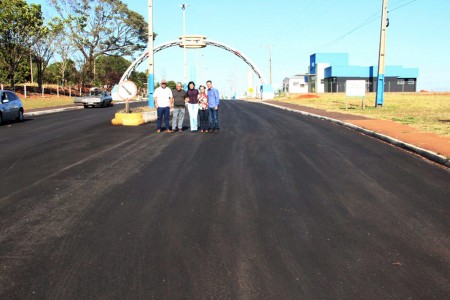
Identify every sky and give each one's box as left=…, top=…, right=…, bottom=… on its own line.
left=30, top=0, right=450, bottom=97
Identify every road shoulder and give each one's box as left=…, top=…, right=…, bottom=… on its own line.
left=263, top=100, right=450, bottom=168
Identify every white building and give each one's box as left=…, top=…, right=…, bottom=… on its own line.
left=283, top=75, right=309, bottom=94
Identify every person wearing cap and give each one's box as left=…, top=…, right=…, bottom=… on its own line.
left=153, top=80, right=173, bottom=133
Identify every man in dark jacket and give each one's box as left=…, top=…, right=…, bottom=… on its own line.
left=171, top=82, right=188, bottom=132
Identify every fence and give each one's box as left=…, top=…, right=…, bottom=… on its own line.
left=0, top=83, right=93, bottom=98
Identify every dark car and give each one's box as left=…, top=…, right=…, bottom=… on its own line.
left=74, top=87, right=113, bottom=108
left=0, top=90, right=24, bottom=125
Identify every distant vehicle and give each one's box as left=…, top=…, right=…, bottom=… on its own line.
left=0, top=90, right=24, bottom=125
left=74, top=87, right=113, bottom=108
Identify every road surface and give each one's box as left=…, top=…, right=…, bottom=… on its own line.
left=1, top=101, right=449, bottom=299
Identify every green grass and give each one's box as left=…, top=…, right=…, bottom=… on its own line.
left=274, top=92, right=450, bottom=137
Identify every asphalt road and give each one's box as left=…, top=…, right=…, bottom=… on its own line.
left=1, top=101, right=449, bottom=299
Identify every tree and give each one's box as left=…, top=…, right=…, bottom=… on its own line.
left=44, top=60, right=78, bottom=85
left=0, top=63, right=7, bottom=83
left=49, top=0, right=147, bottom=88
left=129, top=71, right=147, bottom=89
left=51, top=21, right=77, bottom=90
left=94, top=55, right=130, bottom=88
left=14, top=54, right=31, bottom=85
left=0, top=0, right=45, bottom=89
left=32, top=24, right=56, bottom=90
left=0, top=52, right=30, bottom=85
left=167, top=80, right=176, bottom=90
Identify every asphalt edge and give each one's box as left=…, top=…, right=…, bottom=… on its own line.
left=24, top=100, right=148, bottom=117
left=24, top=106, right=84, bottom=116
left=261, top=101, right=450, bottom=169
left=24, top=100, right=158, bottom=125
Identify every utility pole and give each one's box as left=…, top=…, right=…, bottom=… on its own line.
left=181, top=4, right=189, bottom=85
left=262, top=44, right=273, bottom=85
left=261, top=44, right=273, bottom=85
left=375, top=0, right=388, bottom=107
left=148, top=0, right=155, bottom=107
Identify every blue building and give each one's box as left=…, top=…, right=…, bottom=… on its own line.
left=308, top=53, right=419, bottom=93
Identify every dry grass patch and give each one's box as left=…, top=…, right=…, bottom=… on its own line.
left=275, top=92, right=450, bottom=137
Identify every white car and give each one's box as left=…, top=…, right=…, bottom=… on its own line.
left=0, top=90, right=24, bottom=125
left=74, top=87, right=113, bottom=108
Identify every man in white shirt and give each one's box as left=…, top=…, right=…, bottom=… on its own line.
left=153, top=79, right=173, bottom=133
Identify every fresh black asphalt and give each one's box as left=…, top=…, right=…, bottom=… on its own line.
left=1, top=100, right=449, bottom=299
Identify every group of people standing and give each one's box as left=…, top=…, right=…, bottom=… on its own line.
left=153, top=80, right=220, bottom=133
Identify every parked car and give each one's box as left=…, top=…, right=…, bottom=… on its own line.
left=74, top=87, right=113, bottom=108
left=0, top=90, right=24, bottom=125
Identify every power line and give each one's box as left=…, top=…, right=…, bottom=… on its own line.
left=273, top=0, right=420, bottom=76
left=389, top=0, right=418, bottom=12
left=304, top=0, right=418, bottom=55
left=306, top=12, right=380, bottom=54
left=271, top=0, right=334, bottom=40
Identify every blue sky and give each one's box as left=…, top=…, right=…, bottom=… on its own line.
left=32, top=0, right=450, bottom=96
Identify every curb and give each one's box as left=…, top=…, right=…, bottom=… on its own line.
left=24, top=106, right=84, bottom=116
left=24, top=99, right=159, bottom=126
left=142, top=111, right=157, bottom=123
left=261, top=101, right=450, bottom=169
left=24, top=99, right=148, bottom=117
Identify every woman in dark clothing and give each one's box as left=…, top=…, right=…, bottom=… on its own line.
left=186, top=81, right=199, bottom=132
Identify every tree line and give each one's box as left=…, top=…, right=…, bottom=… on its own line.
left=0, top=0, right=150, bottom=91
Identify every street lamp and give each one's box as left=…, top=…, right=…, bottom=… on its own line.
left=181, top=4, right=189, bottom=85
left=147, top=0, right=155, bottom=108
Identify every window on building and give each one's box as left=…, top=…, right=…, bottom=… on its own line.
left=408, top=79, right=415, bottom=85
left=397, top=80, right=404, bottom=85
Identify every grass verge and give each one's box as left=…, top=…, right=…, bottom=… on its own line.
left=274, top=92, right=450, bottom=137
left=21, top=95, right=74, bottom=110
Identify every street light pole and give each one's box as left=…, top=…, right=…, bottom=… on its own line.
left=181, top=4, right=189, bottom=85
left=262, top=44, right=273, bottom=85
left=147, top=0, right=154, bottom=108
left=268, top=45, right=272, bottom=85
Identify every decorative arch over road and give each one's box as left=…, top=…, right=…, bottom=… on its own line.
left=119, top=39, right=267, bottom=85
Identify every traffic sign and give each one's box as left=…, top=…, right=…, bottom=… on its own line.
left=117, top=80, right=137, bottom=100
